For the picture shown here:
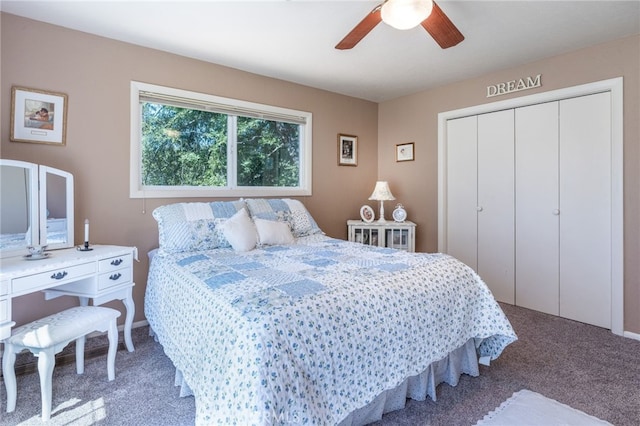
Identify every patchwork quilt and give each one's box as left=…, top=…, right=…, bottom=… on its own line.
left=145, top=235, right=516, bottom=425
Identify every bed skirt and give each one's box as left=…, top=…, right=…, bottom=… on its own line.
left=170, top=337, right=479, bottom=425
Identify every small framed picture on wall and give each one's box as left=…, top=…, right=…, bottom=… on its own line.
left=396, top=142, right=415, bottom=162
left=10, top=86, right=68, bottom=146
left=338, top=134, right=358, bottom=166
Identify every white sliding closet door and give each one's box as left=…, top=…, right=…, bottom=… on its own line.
left=515, top=102, right=560, bottom=315
left=559, top=92, right=611, bottom=328
left=440, top=78, right=622, bottom=333
left=477, top=110, right=515, bottom=304
left=446, top=116, right=478, bottom=271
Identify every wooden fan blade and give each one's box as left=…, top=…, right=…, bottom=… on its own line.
left=335, top=6, right=382, bottom=50
left=421, top=1, right=464, bottom=49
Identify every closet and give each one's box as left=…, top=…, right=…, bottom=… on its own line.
left=443, top=91, right=613, bottom=329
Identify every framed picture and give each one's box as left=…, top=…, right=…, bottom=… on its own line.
left=396, top=142, right=415, bottom=162
left=11, top=86, right=68, bottom=145
left=360, top=205, right=375, bottom=223
left=338, top=134, right=358, bottom=166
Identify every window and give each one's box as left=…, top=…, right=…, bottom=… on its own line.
left=130, top=81, right=312, bottom=198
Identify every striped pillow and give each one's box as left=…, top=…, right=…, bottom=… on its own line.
left=152, top=201, right=246, bottom=254
left=245, top=198, right=323, bottom=237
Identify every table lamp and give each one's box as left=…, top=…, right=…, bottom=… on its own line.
left=368, top=181, right=396, bottom=222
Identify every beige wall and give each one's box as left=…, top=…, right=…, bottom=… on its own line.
left=378, top=35, right=640, bottom=334
left=2, top=13, right=638, bottom=336
left=0, top=14, right=378, bottom=327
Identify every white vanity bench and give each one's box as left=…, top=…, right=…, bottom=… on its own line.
left=3, top=305, right=121, bottom=421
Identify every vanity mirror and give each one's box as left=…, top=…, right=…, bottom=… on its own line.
left=0, top=159, right=74, bottom=258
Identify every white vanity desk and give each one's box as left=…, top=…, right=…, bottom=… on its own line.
left=0, top=245, right=137, bottom=352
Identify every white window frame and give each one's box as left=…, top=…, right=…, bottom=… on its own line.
left=130, top=81, right=312, bottom=198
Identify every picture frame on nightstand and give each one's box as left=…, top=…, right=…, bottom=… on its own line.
left=360, top=205, right=375, bottom=223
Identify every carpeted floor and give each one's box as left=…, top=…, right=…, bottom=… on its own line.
left=1, top=303, right=638, bottom=425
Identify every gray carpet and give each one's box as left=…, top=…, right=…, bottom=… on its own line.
left=1, top=303, right=638, bottom=425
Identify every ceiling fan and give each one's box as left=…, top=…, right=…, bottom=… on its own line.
left=335, top=0, right=464, bottom=50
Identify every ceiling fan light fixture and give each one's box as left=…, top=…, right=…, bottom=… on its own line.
left=381, top=0, right=433, bottom=30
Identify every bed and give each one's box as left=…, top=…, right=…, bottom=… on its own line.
left=144, top=199, right=517, bottom=425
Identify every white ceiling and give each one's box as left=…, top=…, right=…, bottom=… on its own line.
left=2, top=1, right=639, bottom=102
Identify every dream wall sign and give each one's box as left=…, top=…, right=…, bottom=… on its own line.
left=487, top=74, right=542, bottom=98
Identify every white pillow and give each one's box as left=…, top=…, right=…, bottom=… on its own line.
left=220, top=208, right=257, bottom=252
left=254, top=218, right=294, bottom=246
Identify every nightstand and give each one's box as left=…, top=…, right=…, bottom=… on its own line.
left=347, top=220, right=416, bottom=252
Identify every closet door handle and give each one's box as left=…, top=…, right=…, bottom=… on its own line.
left=476, top=206, right=483, bottom=212
left=553, top=209, right=560, bottom=216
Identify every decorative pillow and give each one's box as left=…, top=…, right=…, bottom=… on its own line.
left=245, top=198, right=323, bottom=237
left=219, top=208, right=257, bottom=252
left=254, top=218, right=294, bottom=246
left=152, top=200, right=245, bottom=254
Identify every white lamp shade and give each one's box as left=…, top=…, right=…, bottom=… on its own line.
left=368, top=181, right=396, bottom=201
left=381, top=0, right=433, bottom=30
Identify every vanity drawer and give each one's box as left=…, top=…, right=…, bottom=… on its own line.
left=0, top=280, right=8, bottom=297
left=99, top=254, right=132, bottom=273
left=98, top=267, right=132, bottom=290
left=12, top=262, right=96, bottom=295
